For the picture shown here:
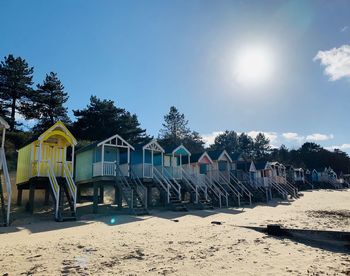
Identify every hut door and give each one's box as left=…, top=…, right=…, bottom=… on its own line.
left=218, top=161, right=227, bottom=172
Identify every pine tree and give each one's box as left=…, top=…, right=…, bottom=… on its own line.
left=27, top=72, right=70, bottom=132
left=73, top=96, right=148, bottom=143
left=253, top=132, right=270, bottom=160
left=159, top=106, right=190, bottom=145
left=238, top=133, right=254, bottom=157
left=0, top=54, right=34, bottom=130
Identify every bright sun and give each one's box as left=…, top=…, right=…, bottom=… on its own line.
left=233, top=46, right=274, bottom=87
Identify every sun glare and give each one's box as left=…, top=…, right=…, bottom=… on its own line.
left=233, top=46, right=274, bottom=88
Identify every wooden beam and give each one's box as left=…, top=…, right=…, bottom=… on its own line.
left=101, top=145, right=104, bottom=176
left=93, top=182, right=99, bottom=214
left=17, top=188, right=23, bottom=206
left=28, top=182, right=35, bottom=213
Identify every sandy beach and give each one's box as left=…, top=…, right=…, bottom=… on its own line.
left=0, top=189, right=349, bottom=275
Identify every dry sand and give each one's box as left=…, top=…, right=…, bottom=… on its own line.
left=0, top=189, right=349, bottom=275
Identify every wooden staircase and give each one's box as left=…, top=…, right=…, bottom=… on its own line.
left=154, top=167, right=187, bottom=212
left=47, top=161, right=77, bottom=222
left=180, top=168, right=213, bottom=209
left=116, top=165, right=149, bottom=215
left=239, top=172, right=268, bottom=202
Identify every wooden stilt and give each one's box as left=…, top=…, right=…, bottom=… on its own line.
left=44, top=187, right=50, bottom=205
left=99, top=185, right=104, bottom=204
left=114, top=185, right=123, bottom=209
left=93, top=182, right=99, bottom=214
left=77, top=185, right=81, bottom=203
left=147, top=186, right=152, bottom=208
left=17, top=188, right=23, bottom=206
left=28, top=182, right=35, bottom=213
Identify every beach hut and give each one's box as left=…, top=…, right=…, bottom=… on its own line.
left=130, top=140, right=185, bottom=209
left=185, top=151, right=230, bottom=208
left=0, top=117, right=11, bottom=226
left=162, top=144, right=191, bottom=180
left=16, top=121, right=77, bottom=221
left=74, top=133, right=148, bottom=214
left=207, top=150, right=232, bottom=181
left=187, top=151, right=213, bottom=177
left=230, top=152, right=250, bottom=171
left=254, top=161, right=272, bottom=187
left=131, top=139, right=165, bottom=179
left=293, top=168, right=305, bottom=182
left=270, top=162, right=287, bottom=184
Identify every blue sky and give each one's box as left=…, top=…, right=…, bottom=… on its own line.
left=1, top=0, right=350, bottom=151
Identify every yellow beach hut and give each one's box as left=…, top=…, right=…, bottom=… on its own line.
left=16, top=121, right=77, bottom=221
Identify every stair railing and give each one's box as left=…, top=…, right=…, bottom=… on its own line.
left=187, top=172, right=208, bottom=200
left=198, top=175, right=220, bottom=207
left=162, top=167, right=181, bottom=200
left=0, top=148, right=11, bottom=225
left=204, top=175, right=229, bottom=207
left=211, top=170, right=241, bottom=206
left=269, top=178, right=288, bottom=199
left=153, top=167, right=170, bottom=203
left=229, top=171, right=252, bottom=205
left=129, top=166, right=148, bottom=209
left=180, top=168, right=199, bottom=203
left=63, top=162, right=77, bottom=212
left=284, top=180, right=298, bottom=198
left=205, top=175, right=229, bottom=207
left=115, top=164, right=134, bottom=209
left=304, top=179, right=314, bottom=189
left=274, top=176, right=297, bottom=198
left=46, top=160, right=60, bottom=220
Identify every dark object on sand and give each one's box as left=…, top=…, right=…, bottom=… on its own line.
left=244, top=224, right=350, bottom=253
left=172, top=219, right=179, bottom=222
left=211, top=221, right=222, bottom=225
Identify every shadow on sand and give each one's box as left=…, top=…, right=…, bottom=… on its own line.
left=243, top=225, right=350, bottom=254
left=1, top=196, right=294, bottom=235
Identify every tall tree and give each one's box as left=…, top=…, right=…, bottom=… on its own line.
left=0, top=54, right=34, bottom=130
left=159, top=106, right=190, bottom=146
left=209, top=130, right=239, bottom=154
left=73, top=96, right=147, bottom=143
left=253, top=132, right=270, bottom=160
left=26, top=72, right=70, bottom=132
left=238, top=133, right=254, bottom=157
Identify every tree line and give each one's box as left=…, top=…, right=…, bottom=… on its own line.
left=1, top=54, right=350, bottom=174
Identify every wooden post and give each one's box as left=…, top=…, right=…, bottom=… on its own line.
left=127, top=147, right=130, bottom=177
left=101, top=145, right=104, bottom=176
left=99, top=185, right=104, bottom=204
left=142, top=149, right=145, bottom=178
left=44, top=187, right=50, bottom=205
left=17, top=188, right=23, bottom=206
left=77, top=185, right=81, bottom=203
left=147, top=186, right=152, bottom=207
left=71, top=145, right=75, bottom=174
left=38, top=141, right=42, bottom=177
left=114, top=184, right=123, bottom=209
left=93, top=182, right=99, bottom=214
left=151, top=149, right=154, bottom=176
left=28, top=182, right=35, bottom=213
